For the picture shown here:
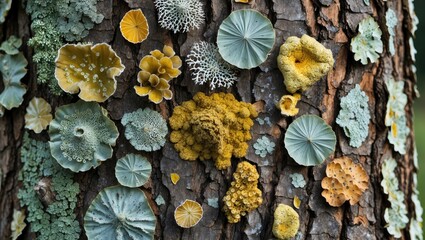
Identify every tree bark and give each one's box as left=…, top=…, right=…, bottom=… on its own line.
left=0, top=0, right=419, bottom=239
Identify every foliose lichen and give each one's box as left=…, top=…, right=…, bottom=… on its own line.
left=0, top=36, right=22, bottom=55
left=253, top=135, right=275, bottom=157
left=277, top=93, right=301, bottom=116
left=289, top=173, right=306, bottom=188
left=272, top=204, right=300, bottom=240
left=0, top=0, right=11, bottom=23
left=11, top=209, right=26, bottom=240
left=25, top=97, right=53, bottom=134
left=410, top=173, right=424, bottom=240
left=350, top=17, right=383, bottom=65
left=115, top=154, right=152, bottom=188
left=186, top=41, right=238, bottom=90
left=385, top=9, right=397, bottom=56
left=336, top=84, right=371, bottom=148
left=174, top=199, right=204, bottom=228
left=0, top=53, right=28, bottom=111
left=155, top=0, right=204, bottom=33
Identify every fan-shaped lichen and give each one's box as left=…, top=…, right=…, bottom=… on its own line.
left=0, top=53, right=28, bottom=111
left=277, top=93, right=301, bottom=116
left=25, top=97, right=53, bottom=134
left=350, top=17, right=383, bottom=65
left=277, top=35, right=334, bottom=93
left=49, top=101, right=119, bottom=172
left=115, top=154, right=152, bottom=188
left=169, top=92, right=258, bottom=170
left=272, top=204, right=300, bottom=240
left=222, top=161, right=262, bottom=223
left=155, top=0, right=205, bottom=33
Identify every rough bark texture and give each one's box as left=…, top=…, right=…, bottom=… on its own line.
left=0, top=0, right=418, bottom=239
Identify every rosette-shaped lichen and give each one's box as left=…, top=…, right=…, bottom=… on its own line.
left=277, top=93, right=301, bottom=116
left=25, top=97, right=53, bottom=134
left=49, top=101, right=119, bottom=172
left=222, top=161, right=262, bottom=223
left=253, top=135, right=275, bottom=157
left=272, top=204, right=300, bottom=240
left=186, top=41, right=237, bottom=90
left=350, top=17, right=383, bottom=65
left=169, top=92, right=258, bottom=170
left=0, top=53, right=28, bottom=111
left=135, top=45, right=182, bottom=103
left=0, top=0, right=11, bottom=23
left=277, top=35, right=334, bottom=93
left=289, top=173, right=306, bottom=188
left=155, top=0, right=204, bottom=33
left=55, top=43, right=125, bottom=102
left=121, top=108, right=168, bottom=151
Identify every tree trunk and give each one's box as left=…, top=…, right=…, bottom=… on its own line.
left=0, top=0, right=419, bottom=239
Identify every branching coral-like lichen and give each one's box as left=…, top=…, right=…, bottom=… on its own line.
left=289, top=173, right=306, bottom=188
left=169, top=92, right=258, bottom=170
left=277, top=35, right=334, bottom=93
left=0, top=36, right=22, bottom=55
left=0, top=0, right=11, bottom=23
left=135, top=45, right=181, bottom=103
left=277, top=93, right=301, bottom=116
left=155, top=0, right=204, bottom=33
left=25, top=97, right=53, bottom=134
left=350, top=17, right=383, bottom=65
left=253, top=135, right=275, bottom=157
left=11, top=209, right=26, bottom=240
left=381, top=158, right=408, bottom=238
left=55, top=43, right=125, bottom=102
left=174, top=199, right=204, bottom=228
left=186, top=41, right=238, bottom=90
left=0, top=53, right=28, bottom=111
left=223, top=161, right=262, bottom=223
left=336, top=84, right=371, bottom=148
left=49, top=100, right=119, bottom=172
left=272, top=204, right=300, bottom=240
left=121, top=108, right=168, bottom=151
left=385, top=9, right=397, bottom=56
left=17, top=133, right=80, bottom=240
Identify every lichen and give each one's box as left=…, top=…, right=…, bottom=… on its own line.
left=0, top=53, right=28, bottom=111
left=410, top=173, right=424, bottom=240
left=121, top=108, right=168, bottom=152
left=11, top=209, right=26, bottom=240
left=169, top=92, right=258, bottom=170
left=277, top=93, right=301, bottom=116
left=135, top=45, right=181, bottom=103
left=385, top=9, right=397, bottom=56
left=49, top=100, right=119, bottom=172
left=253, top=135, right=275, bottom=157
left=170, top=173, right=180, bottom=185
left=155, top=195, right=166, bottom=205
left=155, top=0, right=204, bottom=33
left=17, top=133, right=80, bottom=240
left=115, top=154, right=152, bottom=188
left=0, top=36, right=22, bottom=55
left=207, top=198, right=219, bottom=209
left=186, top=41, right=237, bottom=90
left=223, top=161, right=262, bottom=223
left=350, top=17, right=383, bottom=65
left=174, top=199, right=204, bottom=228
left=272, top=204, right=300, bottom=240
left=289, top=173, right=306, bottom=188
left=120, top=9, right=149, bottom=44
left=0, top=0, right=11, bottom=23
left=25, top=97, right=53, bottom=134
left=408, top=0, right=419, bottom=35
left=277, top=35, right=334, bottom=93
left=336, top=84, right=370, bottom=148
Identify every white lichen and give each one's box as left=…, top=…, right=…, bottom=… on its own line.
left=186, top=41, right=237, bottom=90
left=155, top=195, right=165, bottom=205
left=385, top=9, right=397, bottom=56
left=253, top=136, right=275, bottom=157
left=155, top=0, right=204, bottom=33
left=408, top=0, right=419, bottom=35
left=409, top=37, right=417, bottom=62
left=350, top=17, right=383, bottom=65
left=410, top=173, right=423, bottom=240
left=289, top=173, right=306, bottom=188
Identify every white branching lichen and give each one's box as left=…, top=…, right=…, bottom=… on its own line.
left=155, top=0, right=204, bottom=33
left=186, top=41, right=238, bottom=90
left=385, top=9, right=397, bottom=56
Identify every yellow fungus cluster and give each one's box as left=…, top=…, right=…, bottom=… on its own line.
left=277, top=93, right=301, bottom=116
left=169, top=92, right=258, bottom=170
left=272, top=204, right=300, bottom=240
left=222, top=161, right=262, bottom=223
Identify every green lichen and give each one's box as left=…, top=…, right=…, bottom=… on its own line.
left=410, top=173, right=423, bottom=240
left=253, top=136, right=275, bottom=157
left=0, top=0, right=11, bottom=23
left=207, top=198, right=219, bottom=209
left=289, top=173, right=306, bottom=188
left=0, top=53, right=28, bottom=110
left=17, top=133, right=80, bottom=240
left=350, top=17, right=383, bottom=65
left=385, top=9, right=397, bottom=56
left=0, top=36, right=22, bottom=55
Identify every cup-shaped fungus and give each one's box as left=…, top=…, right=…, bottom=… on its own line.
left=174, top=200, right=203, bottom=228
left=277, top=35, right=334, bottom=93
left=120, top=9, right=149, bottom=44
left=272, top=204, right=300, bottom=240
left=277, top=93, right=301, bottom=116
left=115, top=154, right=152, bottom=188
left=321, top=156, right=369, bottom=207
left=24, top=97, right=53, bottom=134
left=135, top=45, right=182, bottom=104
left=0, top=53, right=27, bottom=111
left=55, top=43, right=125, bottom=102
left=49, top=100, right=119, bottom=172
left=169, top=92, right=258, bottom=170
left=223, top=161, right=262, bottom=223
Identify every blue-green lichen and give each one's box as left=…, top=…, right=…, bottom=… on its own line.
left=0, top=36, right=22, bottom=55
left=121, top=108, right=168, bottom=152
left=207, top=198, right=219, bottom=208
left=289, top=173, right=306, bottom=188
left=253, top=136, right=275, bottom=157
left=17, top=133, right=80, bottom=240
left=385, top=9, right=397, bottom=56
left=336, top=84, right=371, bottom=148
left=0, top=53, right=28, bottom=111
left=0, top=0, right=11, bottom=23
left=350, top=17, right=383, bottom=65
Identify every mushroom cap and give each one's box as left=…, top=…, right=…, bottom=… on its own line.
left=174, top=199, right=203, bottom=228
left=24, top=97, right=53, bottom=134
left=120, top=9, right=149, bottom=44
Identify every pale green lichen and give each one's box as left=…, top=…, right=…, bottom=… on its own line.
left=336, top=84, right=370, bottom=148
left=155, top=195, right=166, bottom=205
left=385, top=9, right=397, bottom=56
left=253, top=136, right=275, bottom=157
left=256, top=117, right=271, bottom=126
left=155, top=0, right=204, bottom=33
left=0, top=53, right=28, bottom=111
left=0, top=36, right=22, bottom=55
left=17, top=133, right=80, bottom=240
left=115, top=154, right=152, bottom=188
left=0, top=0, right=11, bottom=23
left=408, top=0, right=418, bottom=35
left=289, top=173, right=306, bottom=188
left=11, top=209, right=26, bottom=240
left=121, top=108, right=168, bottom=152
left=363, top=0, right=370, bottom=5
left=410, top=172, right=423, bottom=240
left=207, top=198, right=219, bottom=208
left=350, top=17, right=383, bottom=65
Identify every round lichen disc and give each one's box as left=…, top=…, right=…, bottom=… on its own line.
left=120, top=9, right=149, bottom=44
left=174, top=200, right=203, bottom=228
left=217, top=9, right=275, bottom=69
left=115, top=154, right=152, bottom=188
left=284, top=115, right=336, bottom=166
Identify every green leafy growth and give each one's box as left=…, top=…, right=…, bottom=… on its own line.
left=121, top=108, right=168, bottom=152
left=0, top=0, right=11, bottom=23
left=350, top=17, right=383, bottom=65
left=17, top=133, right=80, bottom=240
left=115, top=154, right=152, bottom=188
left=289, top=173, right=306, bottom=188
left=0, top=36, right=22, bottom=55
left=253, top=135, right=275, bottom=157
left=0, top=53, right=28, bottom=110
left=336, top=84, right=371, bottom=148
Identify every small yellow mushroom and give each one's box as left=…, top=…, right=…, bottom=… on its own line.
left=277, top=93, right=301, bottom=116
left=272, top=204, right=300, bottom=240
left=120, top=9, right=149, bottom=44
left=174, top=200, right=203, bottom=228
left=293, top=196, right=301, bottom=209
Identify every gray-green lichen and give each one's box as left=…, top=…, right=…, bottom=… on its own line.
left=289, top=173, right=306, bottom=188
left=207, top=198, right=219, bottom=208
left=350, top=17, right=383, bottom=65
left=0, top=36, right=22, bottom=55
left=385, top=9, right=397, bottom=56
left=155, top=195, right=165, bottom=205
left=0, top=0, right=11, bottom=23
left=410, top=173, right=423, bottom=240
left=253, top=136, right=275, bottom=157
left=0, top=53, right=28, bottom=111
left=336, top=84, right=370, bottom=148
left=17, top=133, right=80, bottom=240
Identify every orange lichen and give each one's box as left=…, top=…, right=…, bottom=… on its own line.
left=135, top=45, right=182, bottom=103
left=120, top=9, right=149, bottom=44
left=174, top=200, right=203, bottom=228
left=277, top=93, right=301, bottom=116
left=222, top=161, right=262, bottom=223
left=169, top=92, right=258, bottom=170
left=170, top=173, right=180, bottom=185
left=321, top=156, right=369, bottom=207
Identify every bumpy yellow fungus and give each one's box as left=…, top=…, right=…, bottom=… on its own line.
left=222, top=161, right=262, bottom=223
left=277, top=93, right=301, bottom=116
left=169, top=92, right=258, bottom=169
left=277, top=35, right=334, bottom=93
left=135, top=45, right=182, bottom=104
left=24, top=97, right=53, bottom=134
left=272, top=204, right=300, bottom=240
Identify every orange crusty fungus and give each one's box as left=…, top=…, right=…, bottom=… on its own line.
left=222, top=161, right=262, bottom=223
left=120, top=9, right=149, bottom=44
left=277, top=35, right=334, bottom=93
left=321, top=156, right=369, bottom=207
left=55, top=43, right=125, bottom=102
left=169, top=92, right=258, bottom=170
left=272, top=204, right=300, bottom=240
left=174, top=199, right=203, bottom=228
left=277, top=93, right=301, bottom=116
left=135, top=45, right=182, bottom=104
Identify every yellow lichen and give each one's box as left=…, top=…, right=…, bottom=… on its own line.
left=235, top=0, right=249, bottom=3
left=277, top=93, right=301, bottom=116
left=277, top=35, right=334, bottom=93
left=293, top=196, right=301, bottom=209
left=272, top=204, right=300, bottom=240
left=174, top=199, right=203, bottom=228
left=222, top=161, right=262, bottom=223
left=135, top=45, right=182, bottom=104
left=169, top=92, right=258, bottom=170
left=170, top=173, right=180, bottom=185
left=24, top=97, right=53, bottom=133
left=321, top=156, right=369, bottom=207
left=11, top=209, right=26, bottom=240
